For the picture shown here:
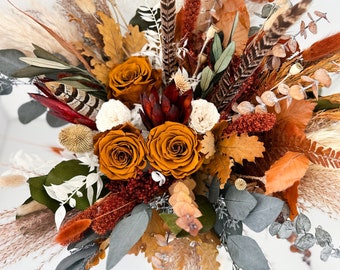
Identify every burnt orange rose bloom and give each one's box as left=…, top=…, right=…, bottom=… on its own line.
left=94, top=123, right=147, bottom=180
left=108, top=56, right=162, bottom=106
left=146, top=121, right=204, bottom=179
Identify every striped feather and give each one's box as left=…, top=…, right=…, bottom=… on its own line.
left=45, top=82, right=104, bottom=121
left=207, top=0, right=312, bottom=113
left=160, top=0, right=177, bottom=81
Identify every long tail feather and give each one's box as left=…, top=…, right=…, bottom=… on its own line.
left=207, top=0, right=312, bottom=113
left=160, top=0, right=177, bottom=81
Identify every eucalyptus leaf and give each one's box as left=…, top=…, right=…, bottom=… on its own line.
left=320, top=245, right=333, bottom=261
left=159, top=213, right=183, bottom=235
left=277, top=220, right=294, bottom=239
left=56, top=244, right=99, bottom=270
left=227, top=235, right=270, bottom=270
left=18, top=100, right=46, bottom=124
left=294, top=213, right=311, bottom=234
left=106, top=204, right=151, bottom=269
left=208, top=176, right=220, bottom=204
left=214, top=217, right=243, bottom=237
left=0, top=49, right=27, bottom=76
left=243, top=193, right=284, bottom=232
left=196, top=195, right=216, bottom=233
left=315, top=226, right=332, bottom=247
left=214, top=41, right=235, bottom=74
left=225, top=185, right=257, bottom=220
left=0, top=78, right=13, bottom=95
left=268, top=221, right=281, bottom=236
left=200, top=66, right=215, bottom=92
left=46, top=111, right=68, bottom=127
left=295, top=233, right=316, bottom=251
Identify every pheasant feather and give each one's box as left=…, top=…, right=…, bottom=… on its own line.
left=207, top=0, right=312, bottom=113
left=160, top=0, right=177, bottom=81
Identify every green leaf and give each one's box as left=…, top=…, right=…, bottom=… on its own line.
left=294, top=213, right=311, bottom=234
left=56, top=243, right=99, bottom=270
left=196, top=195, right=216, bottom=233
left=229, top=12, right=239, bottom=41
left=208, top=176, right=220, bottom=204
left=159, top=213, right=183, bottom=235
left=45, top=160, right=91, bottom=210
left=200, top=66, right=215, bottom=92
left=225, top=185, right=257, bottom=220
left=214, top=217, right=242, bottom=237
left=315, top=226, right=332, bottom=247
left=0, top=78, right=13, bottom=95
left=12, top=65, right=60, bottom=78
left=243, top=193, right=284, bottom=232
left=106, top=204, right=151, bottom=269
left=18, top=100, right=47, bottom=124
left=28, top=175, right=60, bottom=212
left=19, top=57, right=71, bottom=70
left=214, top=41, right=235, bottom=74
left=212, top=33, right=223, bottom=61
left=32, top=44, right=69, bottom=65
left=0, top=49, right=28, bottom=76
left=46, top=111, right=68, bottom=127
left=227, top=235, right=270, bottom=270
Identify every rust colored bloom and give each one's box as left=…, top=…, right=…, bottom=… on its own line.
left=146, top=121, right=204, bottom=179
left=108, top=56, right=162, bottom=106
left=140, top=82, right=193, bottom=130
left=94, top=123, right=147, bottom=180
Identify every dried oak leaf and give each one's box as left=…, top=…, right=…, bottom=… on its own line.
left=223, top=133, right=265, bottom=165
left=123, top=25, right=147, bottom=56
left=97, top=11, right=124, bottom=68
left=214, top=0, right=250, bottom=54
left=200, top=131, right=216, bottom=159
left=265, top=151, right=309, bottom=194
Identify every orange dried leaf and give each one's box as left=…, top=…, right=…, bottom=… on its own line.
left=97, top=11, right=124, bottom=66
left=200, top=131, right=216, bottom=159
left=265, top=151, right=309, bottom=194
left=55, top=219, right=92, bottom=245
left=123, top=25, right=147, bottom=55
left=281, top=181, right=300, bottom=220
left=221, top=133, right=265, bottom=165
left=169, top=191, right=193, bottom=206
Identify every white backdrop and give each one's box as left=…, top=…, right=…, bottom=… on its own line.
left=1, top=0, right=340, bottom=270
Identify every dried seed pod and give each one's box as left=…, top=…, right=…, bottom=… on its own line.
left=235, top=178, right=247, bottom=191
left=289, top=63, right=303, bottom=75
left=59, top=124, right=94, bottom=153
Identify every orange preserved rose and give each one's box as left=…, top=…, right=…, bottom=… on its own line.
left=108, top=56, right=162, bottom=106
left=146, top=121, right=204, bottom=179
left=94, top=123, right=147, bottom=180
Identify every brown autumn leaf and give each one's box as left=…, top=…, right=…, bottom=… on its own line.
left=265, top=151, right=309, bottom=194
left=214, top=0, right=250, bottom=55
left=200, top=131, right=216, bottom=159
left=123, top=25, right=147, bottom=56
left=91, top=61, right=111, bottom=85
left=97, top=11, right=124, bottom=68
left=222, top=133, right=265, bottom=165
left=280, top=180, right=300, bottom=220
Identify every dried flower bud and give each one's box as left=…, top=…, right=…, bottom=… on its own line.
left=313, top=68, right=331, bottom=87
left=172, top=70, right=191, bottom=93
left=198, top=53, right=207, bottom=65
left=288, top=85, right=305, bottom=100
left=260, top=91, right=278, bottom=107
left=206, top=24, right=220, bottom=40
left=289, top=63, right=303, bottom=75
left=235, top=178, right=247, bottom=191
left=59, top=124, right=94, bottom=153
left=236, top=101, right=255, bottom=115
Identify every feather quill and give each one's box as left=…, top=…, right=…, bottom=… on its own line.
left=160, top=0, right=177, bottom=81
left=207, top=0, right=312, bottom=113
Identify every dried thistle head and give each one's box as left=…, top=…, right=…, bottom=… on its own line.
left=235, top=178, right=247, bottom=191
left=172, top=70, right=191, bottom=94
left=58, top=124, right=94, bottom=153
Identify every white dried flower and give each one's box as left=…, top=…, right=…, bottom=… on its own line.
left=189, top=99, right=220, bottom=134
left=95, top=99, right=131, bottom=132
left=172, top=70, right=191, bottom=94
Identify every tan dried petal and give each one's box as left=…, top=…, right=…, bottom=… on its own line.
left=300, top=20, right=307, bottom=39
left=200, top=131, right=216, bottom=159
left=278, top=83, right=289, bottom=95
left=313, top=68, right=332, bottom=87
left=272, top=44, right=286, bottom=58
left=58, top=124, right=94, bottom=153
left=288, top=85, right=305, bottom=100
left=308, top=21, right=317, bottom=35
left=301, top=75, right=315, bottom=83
left=287, top=38, right=298, bottom=53
left=312, top=83, right=319, bottom=99
left=271, top=56, right=281, bottom=70
left=261, top=91, right=277, bottom=107
left=236, top=101, right=254, bottom=115
left=314, top=10, right=330, bottom=22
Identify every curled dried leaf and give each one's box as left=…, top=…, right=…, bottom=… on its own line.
left=314, top=10, right=330, bottom=23
left=300, top=20, right=307, bottom=39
